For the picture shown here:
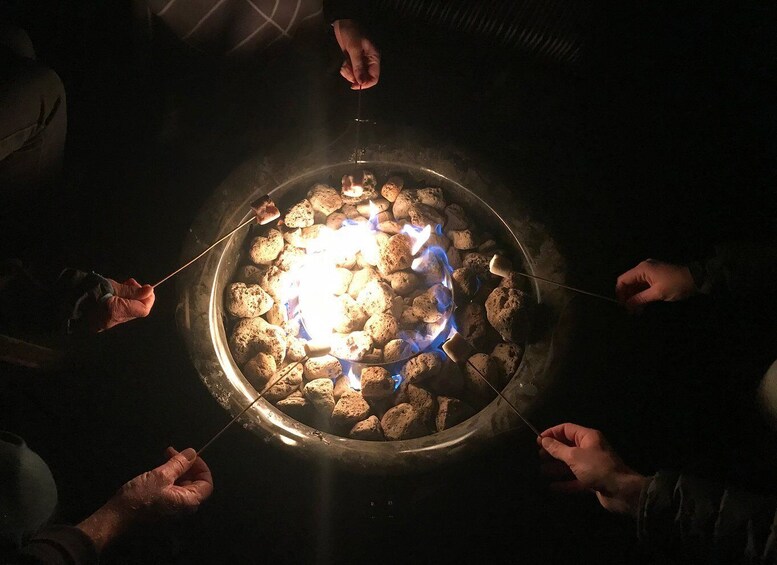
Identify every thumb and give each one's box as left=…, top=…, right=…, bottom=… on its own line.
left=541, top=437, right=574, bottom=464
left=156, top=448, right=196, bottom=482
left=626, top=286, right=663, bottom=306
left=349, top=48, right=364, bottom=84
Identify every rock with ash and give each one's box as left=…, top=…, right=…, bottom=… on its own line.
left=225, top=283, right=273, bottom=318
left=455, top=302, right=489, bottom=346
left=463, top=252, right=492, bottom=276
left=286, top=336, right=307, bottom=362
left=498, top=271, right=525, bottom=290
left=326, top=211, right=347, bottom=230
left=333, top=294, right=368, bottom=333
left=451, top=268, right=479, bottom=303
left=348, top=267, right=380, bottom=298
left=381, top=403, right=426, bottom=440
left=364, top=312, right=398, bottom=347
left=249, top=229, right=284, bottom=265
left=276, top=394, right=311, bottom=423
left=332, top=389, right=371, bottom=428
left=491, top=342, right=524, bottom=385
left=265, top=303, right=286, bottom=326
left=264, top=363, right=303, bottom=402
left=377, top=233, right=413, bottom=275
left=380, top=176, right=404, bottom=202
left=444, top=204, right=468, bottom=231
left=356, top=280, right=394, bottom=316
left=330, top=331, right=373, bottom=361
left=384, top=271, right=420, bottom=296
left=229, top=317, right=286, bottom=366
left=463, top=352, right=500, bottom=407
left=349, top=415, right=385, bottom=440
left=285, top=199, right=315, bottom=228
left=274, top=245, right=305, bottom=271
left=304, top=378, right=335, bottom=417
left=485, top=287, right=530, bottom=343
left=332, top=268, right=353, bottom=296
left=307, top=184, right=343, bottom=216
left=383, top=339, right=417, bottom=363
left=446, top=247, right=462, bottom=270
left=357, top=198, right=390, bottom=217
left=260, top=266, right=290, bottom=303
left=236, top=264, right=266, bottom=284
left=417, top=187, right=446, bottom=210
left=359, top=366, right=395, bottom=401
left=392, top=189, right=418, bottom=220
left=333, top=375, right=351, bottom=401
left=448, top=229, right=478, bottom=251
left=412, top=284, right=452, bottom=324
left=408, top=203, right=445, bottom=228
left=401, top=352, right=443, bottom=383
left=395, top=382, right=437, bottom=429
left=243, top=352, right=276, bottom=389
left=425, top=359, right=465, bottom=397
left=436, top=396, right=476, bottom=431
left=304, top=355, right=342, bottom=380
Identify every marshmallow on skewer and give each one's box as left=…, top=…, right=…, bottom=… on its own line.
left=304, top=341, right=332, bottom=359
left=489, top=254, right=513, bottom=278
left=251, top=195, right=281, bottom=225
left=442, top=333, right=475, bottom=363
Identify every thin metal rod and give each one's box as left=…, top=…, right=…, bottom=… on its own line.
left=153, top=216, right=255, bottom=288
left=354, top=84, right=362, bottom=163
left=197, top=357, right=307, bottom=456
left=514, top=271, right=618, bottom=303
left=465, top=358, right=541, bottom=437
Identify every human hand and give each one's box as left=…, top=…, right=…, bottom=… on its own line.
left=333, top=19, right=380, bottom=89
left=93, top=278, right=155, bottom=331
left=615, top=259, right=696, bottom=310
left=538, top=423, right=648, bottom=516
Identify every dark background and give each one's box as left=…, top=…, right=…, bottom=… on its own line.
left=1, top=3, right=776, bottom=563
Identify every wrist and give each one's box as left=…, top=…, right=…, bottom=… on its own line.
left=618, top=472, right=650, bottom=518
left=76, top=496, right=137, bottom=552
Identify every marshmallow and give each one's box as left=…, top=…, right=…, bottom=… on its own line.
left=489, top=254, right=513, bottom=278
left=304, top=341, right=332, bottom=359
left=442, top=333, right=475, bottom=363
left=250, top=195, right=281, bottom=225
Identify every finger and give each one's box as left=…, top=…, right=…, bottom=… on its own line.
left=340, top=60, right=356, bottom=83
left=347, top=47, right=365, bottom=85
left=540, top=460, right=574, bottom=479
left=181, top=457, right=213, bottom=486
left=155, top=449, right=195, bottom=483
left=540, top=423, right=593, bottom=446
left=171, top=480, right=214, bottom=505
left=626, top=286, right=663, bottom=307
left=539, top=436, right=575, bottom=464
left=107, top=296, right=152, bottom=321
left=114, top=282, right=153, bottom=300
left=616, top=264, right=649, bottom=288
left=123, top=278, right=141, bottom=288
left=549, top=480, right=588, bottom=494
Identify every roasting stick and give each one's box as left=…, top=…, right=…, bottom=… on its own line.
left=152, top=196, right=281, bottom=289
left=353, top=84, right=363, bottom=163
left=443, top=333, right=541, bottom=438
left=489, top=255, right=618, bottom=304
left=197, top=342, right=332, bottom=456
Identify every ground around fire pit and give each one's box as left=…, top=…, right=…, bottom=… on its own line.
left=2, top=4, right=776, bottom=564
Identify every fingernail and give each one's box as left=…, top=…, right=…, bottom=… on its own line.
left=541, top=437, right=553, bottom=449
left=181, top=448, right=197, bottom=461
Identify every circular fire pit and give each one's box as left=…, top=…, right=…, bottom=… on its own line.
left=177, top=132, right=570, bottom=474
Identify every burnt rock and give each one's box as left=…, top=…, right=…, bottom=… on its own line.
left=436, top=397, right=476, bottom=431
left=349, top=415, right=385, bottom=440
left=360, top=366, right=395, bottom=401
left=381, top=403, right=426, bottom=440
left=485, top=287, right=530, bottom=343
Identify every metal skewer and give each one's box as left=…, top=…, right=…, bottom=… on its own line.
left=354, top=84, right=363, bottom=163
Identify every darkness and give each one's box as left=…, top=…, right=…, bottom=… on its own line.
left=1, top=2, right=776, bottom=564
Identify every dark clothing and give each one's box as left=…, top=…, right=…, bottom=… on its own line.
left=688, top=239, right=777, bottom=299
left=639, top=471, right=777, bottom=564
left=9, top=525, right=98, bottom=565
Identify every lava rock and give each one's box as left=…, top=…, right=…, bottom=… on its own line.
left=225, top=282, right=273, bottom=318
left=333, top=375, right=351, bottom=401
left=412, top=284, right=452, bottom=324
left=276, top=394, right=311, bottom=422
left=349, top=415, right=384, bottom=440
left=264, top=363, right=303, bottom=402
left=326, top=211, right=347, bottom=230
left=444, top=204, right=468, bottom=231
left=491, top=342, right=524, bottom=385
left=285, top=199, right=314, bottom=228
left=360, top=366, right=395, bottom=401
left=380, top=176, right=404, bottom=202
left=333, top=294, right=369, bottom=333
left=236, top=264, right=266, bottom=284
left=463, top=252, right=492, bottom=276
left=400, top=352, right=443, bottom=383
left=330, top=331, right=374, bottom=361
left=229, top=317, right=286, bottom=366
left=249, top=229, right=284, bottom=265
left=357, top=197, right=390, bottom=217
left=348, top=267, right=380, bottom=298
left=485, top=287, right=530, bottom=343
left=416, top=187, right=446, bottom=210
left=308, top=184, right=343, bottom=216
left=451, top=268, right=479, bottom=303
left=383, top=271, right=420, bottom=296
left=377, top=233, right=413, bottom=275
left=264, top=303, right=287, bottom=326
left=364, top=313, right=399, bottom=347
left=286, top=336, right=307, bottom=362
left=304, top=355, right=343, bottom=380
left=446, top=247, right=462, bottom=269
left=408, top=203, right=445, bottom=228
left=449, top=229, right=478, bottom=251
left=381, top=403, right=426, bottom=440
left=259, top=266, right=290, bottom=303
left=411, top=251, right=446, bottom=286
left=392, top=189, right=418, bottom=220
left=332, top=389, right=371, bottom=427
left=274, top=245, right=305, bottom=271
left=383, top=339, right=417, bottom=363
left=396, top=382, right=437, bottom=429
left=436, top=396, right=476, bottom=431
left=243, top=352, right=276, bottom=389
left=455, top=302, right=488, bottom=345
left=463, top=353, right=500, bottom=407
left=356, top=280, right=394, bottom=316
left=425, top=359, right=465, bottom=398
left=304, top=378, right=335, bottom=416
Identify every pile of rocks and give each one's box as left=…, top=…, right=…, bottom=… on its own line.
left=225, top=171, right=530, bottom=441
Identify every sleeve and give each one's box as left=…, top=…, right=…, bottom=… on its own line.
left=687, top=239, right=777, bottom=298
left=637, top=471, right=777, bottom=564
left=323, top=0, right=368, bottom=24
left=53, top=268, right=113, bottom=335
left=12, top=525, right=99, bottom=565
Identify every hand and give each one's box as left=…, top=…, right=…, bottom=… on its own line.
left=538, top=423, right=648, bottom=517
left=333, top=19, right=380, bottom=89
left=93, top=278, right=155, bottom=331
left=615, top=259, right=696, bottom=309
left=77, top=448, right=213, bottom=552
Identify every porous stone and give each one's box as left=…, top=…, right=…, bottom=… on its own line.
left=392, top=189, right=418, bottom=220
left=408, top=203, right=445, bottom=228
left=425, top=358, right=465, bottom=397
left=332, top=268, right=354, bottom=296
left=380, top=176, right=404, bottom=202
left=363, top=312, right=399, bottom=347
left=383, top=339, right=417, bottom=363
left=333, top=375, right=351, bottom=401
left=225, top=283, right=273, bottom=318
left=447, top=247, right=462, bottom=270
left=381, top=403, right=426, bottom=440
left=463, top=252, right=491, bottom=276
left=307, top=184, right=343, bottom=216
left=249, top=229, right=284, bottom=265
left=348, top=267, right=380, bottom=298
left=455, top=302, right=489, bottom=345
left=416, top=187, right=446, bottom=210
left=436, top=396, right=476, bottom=431
left=463, top=353, right=500, bottom=406
left=330, top=331, right=374, bottom=361
left=333, top=294, right=369, bottom=333
left=400, top=352, right=443, bottom=383
left=286, top=336, right=307, bottom=362
left=357, top=198, right=390, bottom=217
left=449, top=229, right=478, bottom=251
left=498, top=271, right=525, bottom=290
left=411, top=251, right=446, bottom=286
left=377, top=220, right=403, bottom=234
left=377, top=234, right=413, bottom=275
left=243, top=352, right=276, bottom=389
left=491, top=342, right=524, bottom=385
left=326, top=212, right=347, bottom=230
left=349, top=415, right=385, bottom=440
left=276, top=394, right=311, bottom=422
left=451, top=268, right=479, bottom=302
left=359, top=366, right=395, bottom=401
left=412, top=284, right=453, bottom=324
left=356, top=280, right=394, bottom=316
left=236, top=264, right=266, bottom=284
left=229, top=317, right=286, bottom=366
left=332, top=389, right=371, bottom=427
left=396, top=382, right=436, bottom=429
left=260, top=266, right=290, bottom=303
left=264, top=302, right=286, bottom=326
left=304, top=378, right=335, bottom=416
left=285, top=199, right=314, bottom=228
left=444, top=204, right=468, bottom=231
left=264, top=363, right=303, bottom=403
left=304, top=355, right=343, bottom=380
left=485, top=287, right=530, bottom=343
left=274, top=245, right=305, bottom=271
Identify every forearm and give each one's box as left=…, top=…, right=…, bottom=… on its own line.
left=76, top=497, right=135, bottom=554
left=688, top=238, right=777, bottom=297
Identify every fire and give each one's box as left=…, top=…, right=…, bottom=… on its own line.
left=347, top=367, right=361, bottom=390
left=401, top=223, right=432, bottom=255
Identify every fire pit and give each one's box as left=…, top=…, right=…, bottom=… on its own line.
left=177, top=132, right=570, bottom=473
